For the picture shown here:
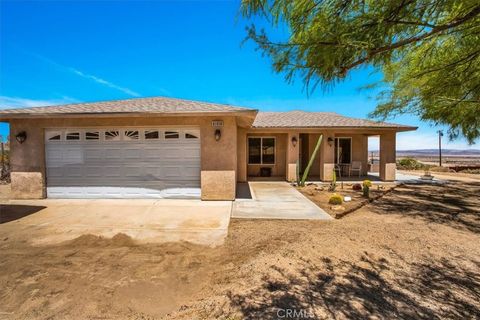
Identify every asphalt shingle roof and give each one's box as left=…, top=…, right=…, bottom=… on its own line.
left=253, top=111, right=415, bottom=129
left=0, top=97, right=415, bottom=130
left=0, top=97, right=254, bottom=115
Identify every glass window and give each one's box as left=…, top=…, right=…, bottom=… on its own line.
left=47, top=133, right=61, bottom=141
left=145, top=130, right=159, bottom=139
left=262, top=138, right=275, bottom=164
left=66, top=132, right=80, bottom=140
left=85, top=131, right=100, bottom=140
left=105, top=130, right=120, bottom=141
left=185, top=133, right=198, bottom=139
left=334, top=138, right=352, bottom=164
left=124, top=130, right=139, bottom=140
left=165, top=131, right=179, bottom=139
left=248, top=138, right=262, bottom=164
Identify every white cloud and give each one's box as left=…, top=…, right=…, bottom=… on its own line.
left=69, top=68, right=140, bottom=97
left=30, top=52, right=140, bottom=97
left=0, top=96, right=80, bottom=110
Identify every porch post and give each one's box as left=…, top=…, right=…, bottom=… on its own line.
left=286, top=132, right=299, bottom=182
left=320, top=131, right=335, bottom=181
left=379, top=132, right=396, bottom=181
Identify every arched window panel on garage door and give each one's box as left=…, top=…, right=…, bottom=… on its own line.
left=46, top=131, right=62, bottom=141
left=66, top=131, right=81, bottom=141
left=85, top=131, right=100, bottom=140
left=145, top=130, right=160, bottom=140
left=185, top=130, right=200, bottom=139
left=105, top=130, right=121, bottom=141
left=165, top=131, right=180, bottom=139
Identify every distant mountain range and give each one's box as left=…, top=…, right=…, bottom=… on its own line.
left=370, top=149, right=480, bottom=156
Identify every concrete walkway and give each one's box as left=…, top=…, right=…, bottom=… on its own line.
left=0, top=199, right=231, bottom=246
left=232, top=182, right=332, bottom=220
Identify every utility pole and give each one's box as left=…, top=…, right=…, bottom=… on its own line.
left=437, top=130, right=443, bottom=167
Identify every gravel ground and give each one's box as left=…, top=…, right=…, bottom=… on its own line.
left=0, top=182, right=479, bottom=319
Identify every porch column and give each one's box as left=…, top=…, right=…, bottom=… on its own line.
left=320, top=131, right=335, bottom=181
left=237, top=127, right=247, bottom=182
left=286, top=132, right=299, bottom=182
left=379, top=132, right=396, bottom=181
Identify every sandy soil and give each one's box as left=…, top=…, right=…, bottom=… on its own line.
left=1, top=182, right=479, bottom=319
left=297, top=183, right=395, bottom=218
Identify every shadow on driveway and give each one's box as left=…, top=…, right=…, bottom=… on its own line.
left=0, top=205, right=47, bottom=224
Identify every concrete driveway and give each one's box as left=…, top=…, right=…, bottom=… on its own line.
left=0, top=199, right=231, bottom=246
left=233, top=182, right=332, bottom=220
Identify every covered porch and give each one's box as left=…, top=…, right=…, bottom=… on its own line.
left=237, top=128, right=398, bottom=183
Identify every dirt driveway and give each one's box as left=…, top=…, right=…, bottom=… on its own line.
left=1, top=182, right=479, bottom=319
left=0, top=199, right=231, bottom=246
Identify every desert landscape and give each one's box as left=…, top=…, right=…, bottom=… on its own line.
left=1, top=180, right=479, bottom=319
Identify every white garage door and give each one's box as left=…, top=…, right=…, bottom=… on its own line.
left=45, top=128, right=201, bottom=199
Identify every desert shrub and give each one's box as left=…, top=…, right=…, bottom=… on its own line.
left=396, top=157, right=429, bottom=170
left=352, top=183, right=362, bottom=191
left=328, top=194, right=343, bottom=205
left=461, top=169, right=480, bottom=174
left=430, top=166, right=453, bottom=172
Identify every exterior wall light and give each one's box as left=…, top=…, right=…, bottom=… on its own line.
left=16, top=131, right=27, bottom=144
left=291, top=136, right=298, bottom=147
left=214, top=129, right=221, bottom=141
left=327, top=137, right=334, bottom=147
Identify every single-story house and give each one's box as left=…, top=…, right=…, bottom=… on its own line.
left=0, top=97, right=416, bottom=200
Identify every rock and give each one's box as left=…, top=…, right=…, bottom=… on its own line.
left=330, top=205, right=345, bottom=211
left=344, top=196, right=352, bottom=202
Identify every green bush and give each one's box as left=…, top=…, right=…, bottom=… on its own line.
left=328, top=194, right=343, bottom=205
left=396, top=157, right=429, bottom=170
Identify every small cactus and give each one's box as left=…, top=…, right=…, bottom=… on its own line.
left=328, top=194, right=343, bottom=205
left=362, top=179, right=372, bottom=198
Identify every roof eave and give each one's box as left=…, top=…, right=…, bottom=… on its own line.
left=251, top=125, right=418, bottom=132
left=0, top=109, right=258, bottom=122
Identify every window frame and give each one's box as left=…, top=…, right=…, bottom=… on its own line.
left=247, top=136, right=276, bottom=165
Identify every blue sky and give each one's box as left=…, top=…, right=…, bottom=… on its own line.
left=0, top=0, right=477, bottom=150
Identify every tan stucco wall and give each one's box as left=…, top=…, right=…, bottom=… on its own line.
left=244, top=133, right=287, bottom=178
left=320, top=131, right=335, bottom=181
left=201, top=170, right=235, bottom=200
left=380, top=132, right=396, bottom=181
left=237, top=127, right=248, bottom=182
left=286, top=132, right=299, bottom=181
left=9, top=115, right=239, bottom=199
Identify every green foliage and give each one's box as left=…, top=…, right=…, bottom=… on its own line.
left=397, top=157, right=429, bottom=170
left=241, top=0, right=480, bottom=142
left=328, top=194, right=343, bottom=205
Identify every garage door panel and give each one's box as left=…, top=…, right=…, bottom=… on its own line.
left=46, top=127, right=201, bottom=199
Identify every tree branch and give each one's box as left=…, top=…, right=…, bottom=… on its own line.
left=340, top=5, right=480, bottom=74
